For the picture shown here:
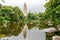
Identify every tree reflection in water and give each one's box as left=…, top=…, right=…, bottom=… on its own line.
left=0, top=22, right=24, bottom=37
left=0, top=22, right=46, bottom=40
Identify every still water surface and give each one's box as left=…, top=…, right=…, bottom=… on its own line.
left=0, top=22, right=46, bottom=40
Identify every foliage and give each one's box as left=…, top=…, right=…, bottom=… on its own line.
left=0, top=5, right=25, bottom=37
left=27, top=12, right=38, bottom=23
left=44, top=0, right=60, bottom=25
left=0, top=22, right=24, bottom=36
left=0, top=5, right=25, bottom=23
left=44, top=0, right=60, bottom=40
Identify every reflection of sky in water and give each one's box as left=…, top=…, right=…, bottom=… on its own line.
left=2, top=28, right=46, bottom=40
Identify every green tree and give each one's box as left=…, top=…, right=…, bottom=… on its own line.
left=44, top=0, right=60, bottom=26
left=44, top=0, right=60, bottom=40
left=0, top=5, right=25, bottom=23
left=27, top=12, right=38, bottom=23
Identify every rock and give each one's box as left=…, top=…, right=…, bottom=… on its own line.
left=43, top=27, right=57, bottom=33
left=52, top=36, right=60, bottom=40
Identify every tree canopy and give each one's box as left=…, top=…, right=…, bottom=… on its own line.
left=44, top=0, right=60, bottom=40
left=44, top=0, right=60, bottom=25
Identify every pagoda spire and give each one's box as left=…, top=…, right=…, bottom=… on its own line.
left=23, top=3, right=27, bottom=16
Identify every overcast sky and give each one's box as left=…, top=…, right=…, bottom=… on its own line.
left=0, top=0, right=47, bottom=13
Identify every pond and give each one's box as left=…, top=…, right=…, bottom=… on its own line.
left=0, top=22, right=46, bottom=40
